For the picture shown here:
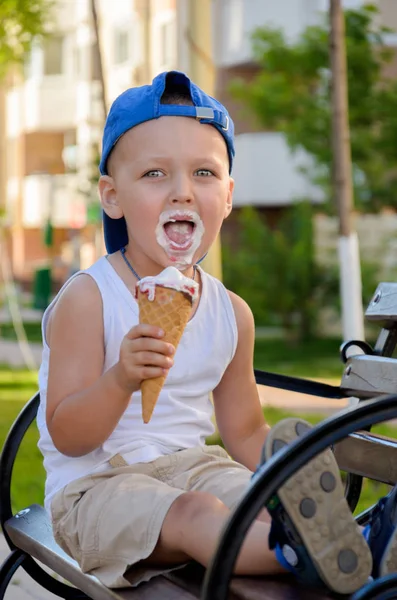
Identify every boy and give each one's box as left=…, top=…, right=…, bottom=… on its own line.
left=36, top=70, right=397, bottom=595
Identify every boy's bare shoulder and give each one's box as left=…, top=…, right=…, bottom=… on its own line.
left=54, top=273, right=101, bottom=311
left=226, top=289, right=255, bottom=329
left=47, top=274, right=103, bottom=342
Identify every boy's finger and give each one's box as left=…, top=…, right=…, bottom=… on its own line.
left=128, top=337, right=175, bottom=356
left=134, top=351, right=174, bottom=369
left=125, top=324, right=164, bottom=340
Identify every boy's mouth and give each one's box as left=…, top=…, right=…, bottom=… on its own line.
left=161, top=212, right=198, bottom=250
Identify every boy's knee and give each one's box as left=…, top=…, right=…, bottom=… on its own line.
left=169, top=490, right=228, bottom=524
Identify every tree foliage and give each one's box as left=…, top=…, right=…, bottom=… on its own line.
left=230, top=4, right=397, bottom=212
left=222, top=204, right=333, bottom=341
left=0, top=0, right=51, bottom=79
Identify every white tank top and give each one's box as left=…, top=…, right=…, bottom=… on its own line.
left=37, top=257, right=238, bottom=512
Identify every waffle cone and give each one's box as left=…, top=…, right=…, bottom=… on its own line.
left=137, top=286, right=192, bottom=423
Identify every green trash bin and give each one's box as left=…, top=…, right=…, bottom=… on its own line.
left=33, top=267, right=52, bottom=310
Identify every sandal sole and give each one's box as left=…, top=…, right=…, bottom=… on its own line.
left=264, top=417, right=372, bottom=595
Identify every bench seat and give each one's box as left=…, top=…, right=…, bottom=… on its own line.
left=4, top=504, right=335, bottom=599
left=4, top=504, right=195, bottom=600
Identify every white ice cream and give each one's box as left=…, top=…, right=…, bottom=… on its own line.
left=135, top=266, right=199, bottom=302
left=155, top=209, right=204, bottom=270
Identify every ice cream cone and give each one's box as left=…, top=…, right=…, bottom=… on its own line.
left=136, top=285, right=193, bottom=423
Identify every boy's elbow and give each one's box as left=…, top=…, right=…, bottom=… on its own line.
left=55, top=440, right=91, bottom=458
left=51, top=434, right=91, bottom=458
left=48, top=421, right=95, bottom=458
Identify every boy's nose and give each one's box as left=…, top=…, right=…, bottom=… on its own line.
left=169, top=175, right=193, bottom=205
left=171, top=194, right=192, bottom=204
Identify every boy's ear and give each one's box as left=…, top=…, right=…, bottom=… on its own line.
left=98, top=176, right=123, bottom=219
left=224, top=177, right=234, bottom=219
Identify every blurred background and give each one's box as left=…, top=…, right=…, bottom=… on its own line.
left=1, top=0, right=397, bottom=348
left=2, top=0, right=397, bottom=550
left=2, top=0, right=397, bottom=366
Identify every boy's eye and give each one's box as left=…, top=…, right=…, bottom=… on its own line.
left=196, top=169, right=213, bottom=176
left=143, top=170, right=164, bottom=178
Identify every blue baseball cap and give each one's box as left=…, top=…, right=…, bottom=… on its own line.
left=99, top=70, right=235, bottom=255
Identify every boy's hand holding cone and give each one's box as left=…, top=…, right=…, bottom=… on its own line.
left=135, top=267, right=198, bottom=423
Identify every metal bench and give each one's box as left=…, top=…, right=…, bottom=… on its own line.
left=3, top=282, right=397, bottom=599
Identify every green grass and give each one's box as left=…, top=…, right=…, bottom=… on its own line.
left=0, top=321, right=42, bottom=343
left=0, top=369, right=42, bottom=515
left=254, top=337, right=350, bottom=378
left=0, top=368, right=39, bottom=398
left=1, top=398, right=45, bottom=516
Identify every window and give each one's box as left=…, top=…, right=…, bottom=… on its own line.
left=160, top=21, right=175, bottom=67
left=43, top=35, right=64, bottom=75
left=114, top=29, right=130, bottom=64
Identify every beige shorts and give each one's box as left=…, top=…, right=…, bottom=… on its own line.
left=51, top=445, right=253, bottom=588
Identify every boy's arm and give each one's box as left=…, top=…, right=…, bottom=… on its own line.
left=46, top=275, right=173, bottom=457
left=212, top=291, right=270, bottom=472
left=45, top=275, right=132, bottom=457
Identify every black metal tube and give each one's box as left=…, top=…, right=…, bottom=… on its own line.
left=356, top=505, right=375, bottom=527
left=201, top=393, right=397, bottom=600
left=345, top=472, right=364, bottom=512
left=0, top=394, right=39, bottom=537
left=0, top=549, right=27, bottom=599
left=254, top=368, right=345, bottom=398
left=351, top=574, right=397, bottom=600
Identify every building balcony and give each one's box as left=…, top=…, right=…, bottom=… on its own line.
left=232, top=132, right=324, bottom=207
left=7, top=78, right=103, bottom=136
left=24, top=77, right=80, bottom=132
left=22, top=173, right=88, bottom=229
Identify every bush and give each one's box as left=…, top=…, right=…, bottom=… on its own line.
left=223, top=203, right=334, bottom=341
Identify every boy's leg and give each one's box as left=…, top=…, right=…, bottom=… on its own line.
left=260, top=418, right=372, bottom=595
left=147, top=489, right=284, bottom=575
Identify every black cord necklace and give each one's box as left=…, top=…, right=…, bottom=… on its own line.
left=120, top=247, right=197, bottom=282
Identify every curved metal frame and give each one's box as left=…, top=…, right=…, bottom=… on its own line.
left=0, top=392, right=89, bottom=599
left=351, top=574, right=397, bottom=599
left=201, top=393, right=397, bottom=600
left=254, top=368, right=365, bottom=511
left=0, top=550, right=27, bottom=598
left=0, top=394, right=40, bottom=534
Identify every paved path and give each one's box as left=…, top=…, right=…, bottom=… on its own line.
left=0, top=534, right=60, bottom=599
left=257, top=382, right=351, bottom=414
left=0, top=339, right=42, bottom=369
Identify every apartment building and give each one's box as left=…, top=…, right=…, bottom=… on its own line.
left=3, top=0, right=178, bottom=287
left=3, top=0, right=397, bottom=286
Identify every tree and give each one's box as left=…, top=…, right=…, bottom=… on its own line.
left=0, top=0, right=51, bottom=79
left=329, top=0, right=364, bottom=342
left=230, top=4, right=397, bottom=212
left=222, top=203, right=328, bottom=342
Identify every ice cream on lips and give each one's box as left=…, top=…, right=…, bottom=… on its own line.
left=135, top=267, right=199, bottom=423
left=155, top=209, right=204, bottom=270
